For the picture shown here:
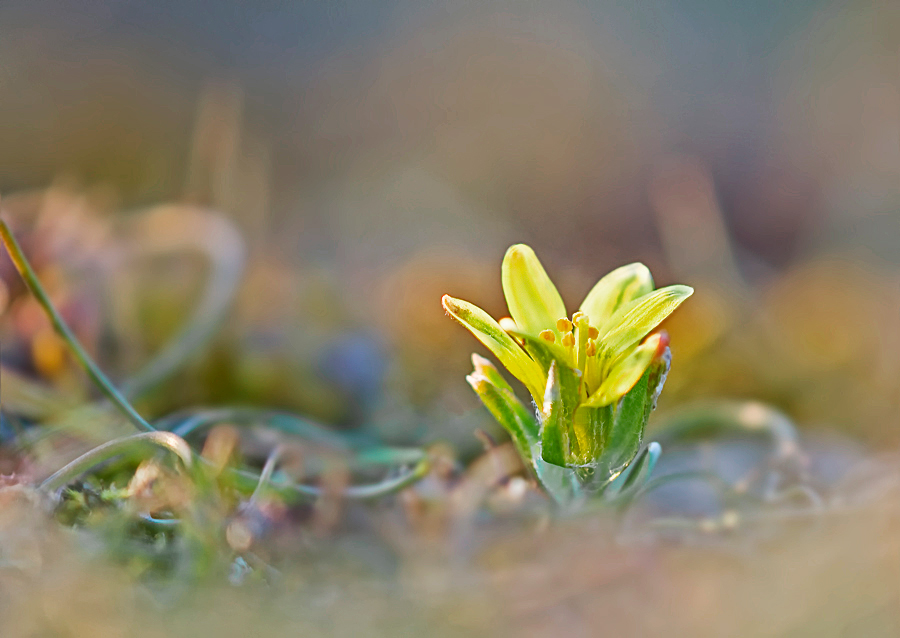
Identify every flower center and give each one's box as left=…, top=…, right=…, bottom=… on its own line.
left=536, top=313, right=605, bottom=391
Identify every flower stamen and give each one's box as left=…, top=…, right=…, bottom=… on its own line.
left=539, top=329, right=556, bottom=343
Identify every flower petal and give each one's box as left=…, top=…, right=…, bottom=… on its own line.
left=579, top=262, right=654, bottom=328
left=599, top=285, right=693, bottom=360
left=584, top=333, right=664, bottom=407
left=442, top=295, right=545, bottom=400
left=501, top=244, right=567, bottom=337
left=509, top=330, right=582, bottom=414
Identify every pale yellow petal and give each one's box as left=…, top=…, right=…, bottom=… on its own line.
left=579, top=262, right=654, bottom=328
left=501, top=244, right=567, bottom=337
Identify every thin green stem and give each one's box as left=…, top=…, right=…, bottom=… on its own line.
left=249, top=445, right=284, bottom=504
left=0, top=213, right=431, bottom=502
left=0, top=216, right=155, bottom=433
left=226, top=450, right=431, bottom=500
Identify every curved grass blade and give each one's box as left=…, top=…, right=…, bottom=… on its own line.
left=40, top=431, right=193, bottom=493
left=119, top=206, right=246, bottom=398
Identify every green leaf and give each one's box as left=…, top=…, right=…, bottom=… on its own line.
left=501, top=244, right=567, bottom=338
left=539, top=361, right=567, bottom=467
left=579, top=262, right=654, bottom=328
left=583, top=333, right=663, bottom=407
left=443, top=295, right=545, bottom=401
left=599, top=285, right=693, bottom=360
left=575, top=366, right=657, bottom=485
left=604, top=441, right=661, bottom=500
left=571, top=401, right=613, bottom=466
left=531, top=445, right=583, bottom=507
left=467, top=371, right=538, bottom=464
left=604, top=371, right=651, bottom=469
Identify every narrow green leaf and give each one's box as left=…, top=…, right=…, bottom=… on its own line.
left=467, top=373, right=538, bottom=463
left=531, top=445, right=582, bottom=506
left=539, top=361, right=566, bottom=467
left=501, top=244, right=567, bottom=338
left=620, top=441, right=661, bottom=493
left=601, top=371, right=651, bottom=475
left=579, top=263, right=654, bottom=328
left=600, top=285, right=693, bottom=359
left=443, top=295, right=545, bottom=401
left=604, top=441, right=661, bottom=500
left=470, top=354, right=539, bottom=441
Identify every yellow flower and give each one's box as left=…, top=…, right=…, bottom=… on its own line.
left=443, top=244, right=692, bottom=482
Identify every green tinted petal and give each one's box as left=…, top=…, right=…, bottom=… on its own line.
left=584, top=334, right=663, bottom=407
left=579, top=263, right=654, bottom=328
left=443, top=295, right=545, bottom=400
left=600, top=285, right=693, bottom=359
left=501, top=244, right=567, bottom=337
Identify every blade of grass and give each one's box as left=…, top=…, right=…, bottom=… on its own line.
left=40, top=431, right=193, bottom=493
left=0, top=215, right=156, bottom=433
left=119, top=206, right=245, bottom=398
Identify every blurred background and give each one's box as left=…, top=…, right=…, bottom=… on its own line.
left=0, top=0, right=898, bottom=456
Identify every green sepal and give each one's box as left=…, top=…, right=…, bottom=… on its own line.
left=596, top=348, right=670, bottom=483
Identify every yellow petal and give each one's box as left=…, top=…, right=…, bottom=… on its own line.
left=501, top=244, right=567, bottom=338
left=600, top=285, right=693, bottom=360
left=584, top=333, right=664, bottom=407
left=579, top=262, right=654, bottom=328
left=442, top=295, right=545, bottom=400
